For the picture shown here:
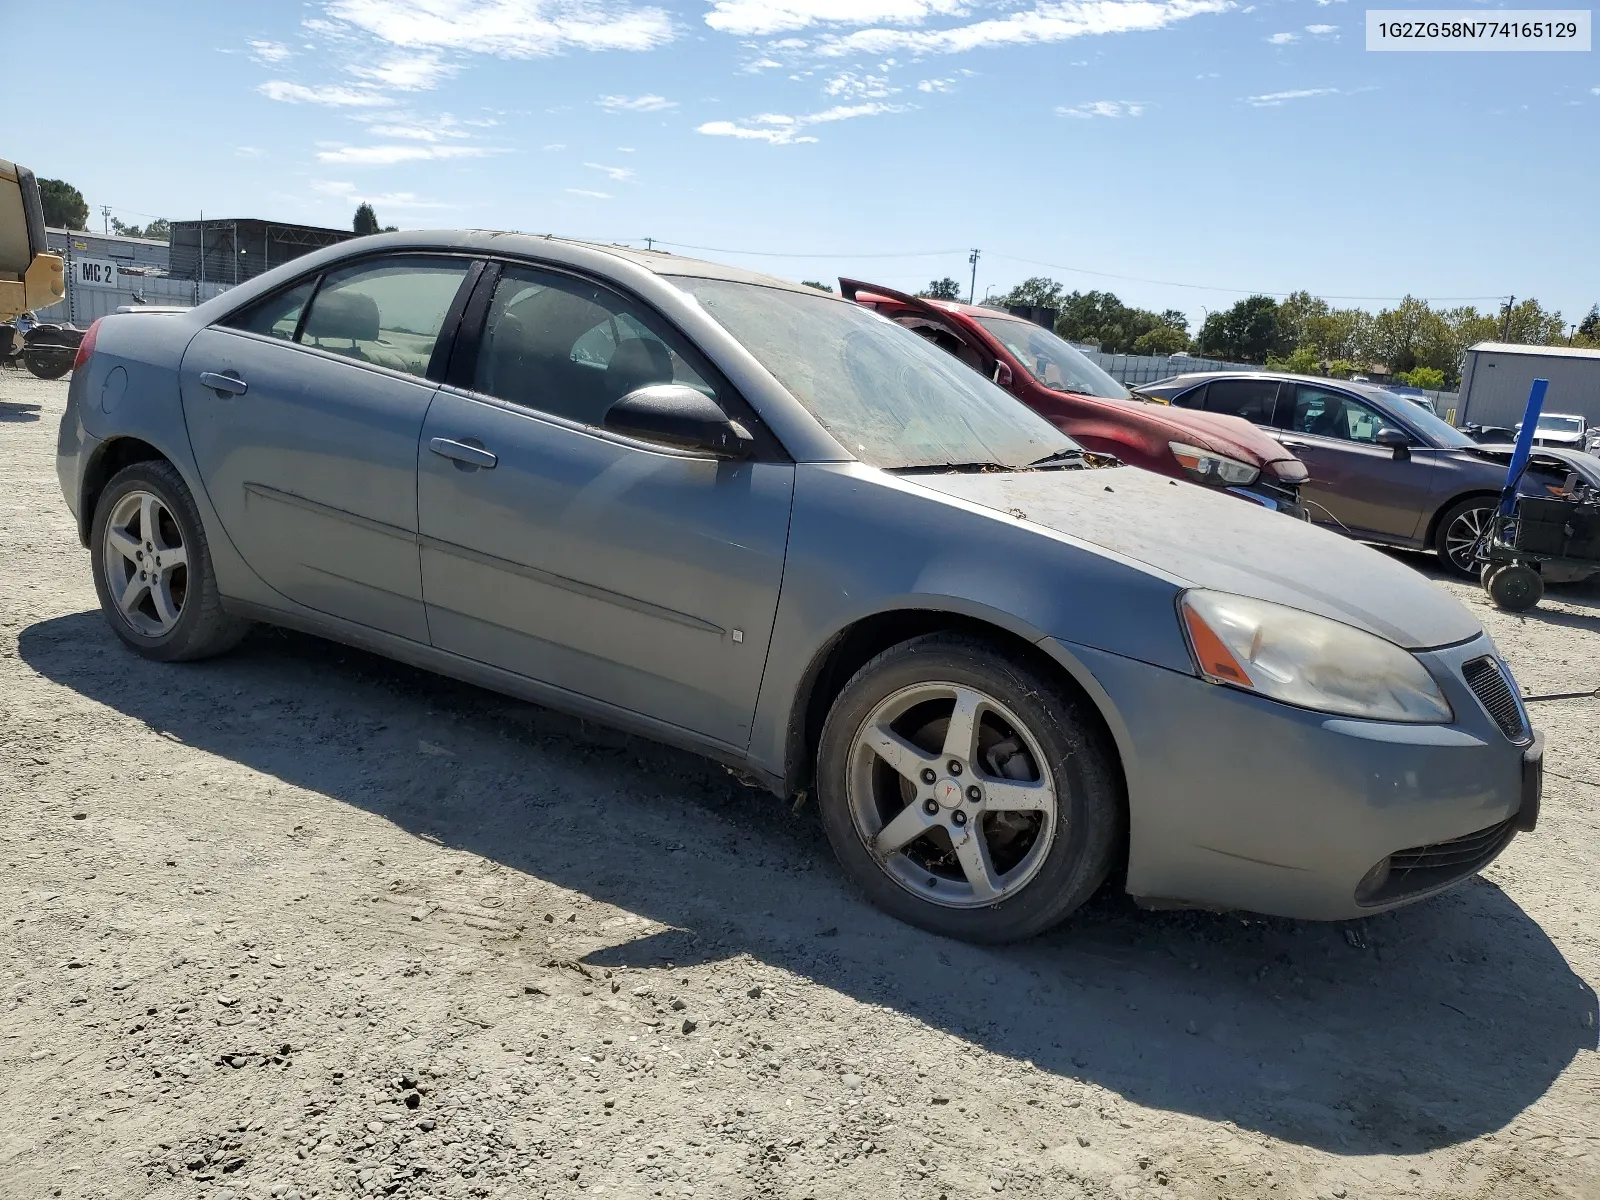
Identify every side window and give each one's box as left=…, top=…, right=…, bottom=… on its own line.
left=1287, top=385, right=1400, bottom=444
left=223, top=279, right=316, bottom=341
left=298, top=256, right=472, bottom=378
left=471, top=266, right=717, bottom=427
left=1202, top=378, right=1279, bottom=424
left=1171, top=382, right=1207, bottom=409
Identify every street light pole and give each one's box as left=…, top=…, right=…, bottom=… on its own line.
left=968, top=249, right=980, bottom=305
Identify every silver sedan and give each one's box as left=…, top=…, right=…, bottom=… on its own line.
left=55, top=232, right=1541, bottom=942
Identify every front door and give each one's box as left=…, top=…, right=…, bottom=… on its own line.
left=179, top=254, right=477, bottom=641
left=1274, top=383, right=1440, bottom=540
left=416, top=263, right=794, bottom=750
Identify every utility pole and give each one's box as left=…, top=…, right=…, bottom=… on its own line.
left=101, top=205, right=112, bottom=235
left=644, top=236, right=654, bottom=251
left=1500, top=295, right=1514, bottom=341
left=967, top=249, right=980, bottom=305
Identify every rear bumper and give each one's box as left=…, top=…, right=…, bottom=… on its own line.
left=1053, top=635, right=1535, bottom=920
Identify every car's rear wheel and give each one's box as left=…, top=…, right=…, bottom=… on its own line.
left=91, top=461, right=250, bottom=661
left=816, top=633, right=1122, bottom=943
left=1435, top=496, right=1496, bottom=577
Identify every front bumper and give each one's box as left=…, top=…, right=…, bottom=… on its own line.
left=1054, top=634, right=1536, bottom=920
left=1225, top=480, right=1306, bottom=521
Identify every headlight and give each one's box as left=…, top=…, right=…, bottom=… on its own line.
left=1168, top=441, right=1260, bottom=487
left=1179, top=590, right=1454, bottom=723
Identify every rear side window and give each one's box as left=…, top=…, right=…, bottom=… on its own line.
left=300, top=257, right=472, bottom=378
left=224, top=280, right=315, bottom=341
left=1202, top=378, right=1279, bottom=424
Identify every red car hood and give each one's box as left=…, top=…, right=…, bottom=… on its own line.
left=1102, top=397, right=1305, bottom=478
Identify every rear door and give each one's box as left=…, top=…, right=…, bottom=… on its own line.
left=415, top=262, right=795, bottom=750
left=179, top=254, right=478, bottom=641
left=1273, top=383, right=1440, bottom=540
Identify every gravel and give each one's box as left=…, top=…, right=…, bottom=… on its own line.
left=2, top=369, right=1598, bottom=1199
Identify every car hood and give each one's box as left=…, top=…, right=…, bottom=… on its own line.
left=1113, top=399, right=1305, bottom=476
left=914, top=467, right=1483, bottom=650
left=1464, top=445, right=1600, bottom=487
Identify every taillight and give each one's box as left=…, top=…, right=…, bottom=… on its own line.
left=73, top=318, right=102, bottom=372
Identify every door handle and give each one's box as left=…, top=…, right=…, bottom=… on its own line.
left=428, top=437, right=497, bottom=469
left=199, top=371, right=248, bottom=397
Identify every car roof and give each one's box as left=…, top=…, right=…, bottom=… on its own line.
left=1147, top=370, right=1411, bottom=405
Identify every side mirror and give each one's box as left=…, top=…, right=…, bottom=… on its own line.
left=604, top=385, right=754, bottom=459
left=1376, top=427, right=1412, bottom=458
left=992, top=361, right=1014, bottom=388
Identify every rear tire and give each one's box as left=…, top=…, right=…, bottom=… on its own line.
left=23, top=349, right=74, bottom=380
left=815, top=633, right=1123, bottom=943
left=1434, top=496, right=1496, bottom=577
left=90, top=460, right=250, bottom=661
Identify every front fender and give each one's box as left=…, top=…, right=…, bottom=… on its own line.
left=747, top=462, right=1190, bottom=781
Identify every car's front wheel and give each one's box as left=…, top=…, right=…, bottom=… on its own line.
left=90, top=460, right=250, bottom=661
left=1434, top=496, right=1496, bottom=577
left=816, top=633, right=1123, bottom=943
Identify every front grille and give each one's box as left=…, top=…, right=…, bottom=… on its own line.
left=1356, top=818, right=1518, bottom=905
left=1461, top=656, right=1529, bottom=742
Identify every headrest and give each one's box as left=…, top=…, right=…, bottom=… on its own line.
left=305, top=289, right=380, bottom=343
left=607, top=337, right=672, bottom=389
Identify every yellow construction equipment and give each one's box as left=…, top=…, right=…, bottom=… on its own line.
left=0, top=158, right=65, bottom=322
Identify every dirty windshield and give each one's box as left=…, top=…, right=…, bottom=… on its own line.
left=668, top=277, right=1081, bottom=470
left=972, top=316, right=1129, bottom=400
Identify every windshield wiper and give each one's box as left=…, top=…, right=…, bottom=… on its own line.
left=1026, top=448, right=1089, bottom=468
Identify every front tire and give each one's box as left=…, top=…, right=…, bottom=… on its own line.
left=90, top=460, right=250, bottom=661
left=816, top=633, right=1123, bottom=943
left=1434, top=496, right=1495, bottom=577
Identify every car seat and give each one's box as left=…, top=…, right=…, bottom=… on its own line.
left=303, top=290, right=380, bottom=361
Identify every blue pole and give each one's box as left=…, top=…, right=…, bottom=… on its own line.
left=1498, top=378, right=1549, bottom=516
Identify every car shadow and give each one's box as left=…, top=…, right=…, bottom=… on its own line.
left=0, top=399, right=42, bottom=423
left=19, top=611, right=1596, bottom=1158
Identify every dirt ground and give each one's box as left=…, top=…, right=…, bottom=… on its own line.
left=2, top=368, right=1598, bottom=1200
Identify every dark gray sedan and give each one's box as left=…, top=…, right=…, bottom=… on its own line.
left=55, top=233, right=1541, bottom=942
left=1138, top=371, right=1598, bottom=576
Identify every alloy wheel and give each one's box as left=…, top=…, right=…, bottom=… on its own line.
left=102, top=489, right=189, bottom=637
left=846, top=681, right=1059, bottom=908
left=1443, top=504, right=1492, bottom=573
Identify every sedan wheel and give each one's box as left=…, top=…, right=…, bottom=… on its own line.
left=846, top=681, right=1057, bottom=909
left=102, top=490, right=189, bottom=637
left=91, top=460, right=250, bottom=661
left=816, top=633, right=1122, bottom=943
left=1436, top=498, right=1495, bottom=577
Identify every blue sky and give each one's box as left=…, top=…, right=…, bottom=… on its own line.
left=4, top=0, right=1597, bottom=329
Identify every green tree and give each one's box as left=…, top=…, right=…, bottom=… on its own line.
left=109, top=216, right=171, bottom=241
left=998, top=277, right=1065, bottom=310
left=1498, top=298, right=1565, bottom=346
left=1159, top=309, right=1189, bottom=335
left=920, top=277, right=961, bottom=300
left=1196, top=295, right=1285, bottom=363
left=1578, top=305, right=1599, bottom=341
left=1266, top=346, right=1321, bottom=374
left=39, top=179, right=89, bottom=230
left=1131, top=325, right=1189, bottom=356
left=353, top=203, right=380, bottom=236
left=1396, top=366, right=1446, bottom=390
left=801, top=280, right=834, bottom=292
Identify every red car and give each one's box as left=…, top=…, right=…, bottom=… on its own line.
left=843, top=279, right=1309, bottom=515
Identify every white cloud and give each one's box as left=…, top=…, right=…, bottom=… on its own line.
left=249, top=40, right=294, bottom=64
left=315, top=143, right=499, bottom=164
left=706, top=0, right=968, bottom=36
left=566, top=188, right=613, bottom=198
left=598, top=92, right=677, bottom=111
left=312, top=179, right=451, bottom=207
left=1056, top=98, right=1145, bottom=117
left=917, top=76, right=956, bottom=91
left=348, top=51, right=458, bottom=89
left=697, top=100, right=905, bottom=144
left=585, top=161, right=636, bottom=180
left=1312, top=0, right=1345, bottom=5
left=1305, top=22, right=1336, bottom=33
left=1245, top=86, right=1339, bottom=106
left=543, top=142, right=567, bottom=150
left=323, top=0, right=674, bottom=55
left=617, top=145, right=636, bottom=151
left=258, top=80, right=393, bottom=106
left=823, top=70, right=898, bottom=98
left=236, top=146, right=266, bottom=157
left=810, top=0, right=1232, bottom=58
left=1266, top=31, right=1297, bottom=43
left=365, top=121, right=470, bottom=141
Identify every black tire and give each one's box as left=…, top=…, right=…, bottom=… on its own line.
left=23, top=348, right=74, bottom=380
left=815, top=633, right=1123, bottom=943
left=90, top=460, right=250, bottom=661
left=1434, top=496, right=1496, bottom=577
left=1487, top=564, right=1544, bottom=612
